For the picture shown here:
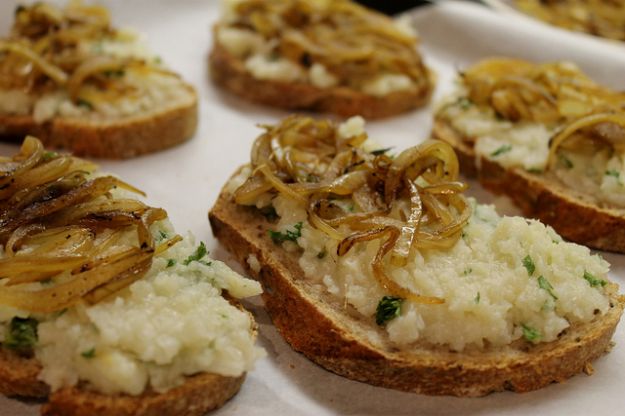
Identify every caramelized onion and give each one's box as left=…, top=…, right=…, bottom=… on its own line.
left=547, top=112, right=625, bottom=169
left=462, top=58, right=625, bottom=124
left=0, top=137, right=175, bottom=313
left=234, top=116, right=471, bottom=304
left=228, top=0, right=429, bottom=89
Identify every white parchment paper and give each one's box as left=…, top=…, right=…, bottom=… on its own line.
left=0, top=1, right=623, bottom=415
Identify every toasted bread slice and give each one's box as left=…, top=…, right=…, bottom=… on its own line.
left=210, top=181, right=625, bottom=397
left=210, top=43, right=431, bottom=119
left=432, top=118, right=625, bottom=253
left=209, top=0, right=433, bottom=119
left=0, top=346, right=244, bottom=416
left=0, top=93, right=197, bottom=159
left=0, top=137, right=261, bottom=414
left=0, top=2, right=197, bottom=158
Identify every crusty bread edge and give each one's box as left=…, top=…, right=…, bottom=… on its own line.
left=432, top=118, right=625, bottom=253
left=0, top=84, right=198, bottom=159
left=0, top=345, right=245, bottom=416
left=209, top=42, right=433, bottom=119
left=209, top=183, right=625, bottom=397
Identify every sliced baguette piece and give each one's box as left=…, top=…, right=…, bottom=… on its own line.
left=0, top=2, right=198, bottom=158
left=0, top=137, right=261, bottom=414
left=209, top=43, right=432, bottom=119
left=0, top=94, right=198, bottom=159
left=209, top=0, right=433, bottom=119
left=0, top=347, right=244, bottom=416
left=210, top=178, right=625, bottom=397
left=432, top=118, right=625, bottom=253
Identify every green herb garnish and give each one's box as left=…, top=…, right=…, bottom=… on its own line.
left=166, top=259, right=176, bottom=268
left=4, top=317, right=38, bottom=351
left=583, top=271, right=607, bottom=288
left=605, top=169, right=622, bottom=185
left=463, top=268, right=472, bottom=276
left=102, top=69, right=125, bottom=78
left=538, top=275, right=558, bottom=300
left=81, top=348, right=96, bottom=359
left=268, top=222, right=303, bottom=245
left=558, top=154, right=574, bottom=169
left=522, top=255, right=535, bottom=276
left=183, top=242, right=208, bottom=265
left=76, top=98, right=94, bottom=110
left=42, top=151, right=58, bottom=161
left=527, top=168, right=543, bottom=174
left=375, top=296, right=403, bottom=326
left=521, top=324, right=541, bottom=342
left=371, top=147, right=393, bottom=156
left=474, top=292, right=481, bottom=304
left=457, top=97, right=473, bottom=110
left=490, top=145, right=512, bottom=157
left=157, top=230, right=168, bottom=241
left=259, top=205, right=278, bottom=221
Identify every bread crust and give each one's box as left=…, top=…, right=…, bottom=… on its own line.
left=0, top=85, right=198, bottom=159
left=209, top=184, right=625, bottom=397
left=209, top=43, right=433, bottom=119
left=432, top=118, right=625, bottom=253
left=0, top=345, right=244, bottom=415
left=0, top=348, right=48, bottom=398
left=41, top=373, right=244, bottom=416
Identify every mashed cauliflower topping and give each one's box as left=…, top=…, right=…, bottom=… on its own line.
left=225, top=117, right=611, bottom=352
left=0, top=227, right=263, bottom=395
left=438, top=89, right=625, bottom=207
left=268, top=195, right=610, bottom=351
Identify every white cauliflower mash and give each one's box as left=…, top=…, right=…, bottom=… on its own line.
left=269, top=195, right=610, bottom=351
left=0, top=228, right=264, bottom=395
left=438, top=88, right=625, bottom=207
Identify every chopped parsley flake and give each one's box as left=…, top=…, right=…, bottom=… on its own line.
left=558, top=154, right=574, bottom=169
left=76, top=98, right=94, bottom=110
left=457, top=97, right=473, bottom=109
left=490, top=145, right=512, bottom=157
left=527, top=168, right=543, bottom=174
left=522, top=255, right=535, bottom=276
left=268, top=222, right=303, bottom=245
left=521, top=324, right=541, bottom=342
left=259, top=205, right=278, bottom=221
left=474, top=292, right=481, bottom=304
left=4, top=317, right=38, bottom=351
left=183, top=242, right=208, bottom=265
left=42, top=151, right=58, bottom=161
left=583, top=271, right=607, bottom=288
left=605, top=169, right=623, bottom=185
left=157, top=230, right=168, bottom=241
left=371, top=147, right=393, bottom=156
left=463, top=268, right=472, bottom=276
left=166, top=259, right=176, bottom=268
left=81, top=348, right=96, bottom=359
left=538, top=275, right=558, bottom=300
left=375, top=296, right=403, bottom=326
left=102, top=69, right=125, bottom=78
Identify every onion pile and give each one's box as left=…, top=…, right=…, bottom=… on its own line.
left=516, top=0, right=625, bottom=41
left=0, top=136, right=179, bottom=313
left=462, top=58, right=625, bottom=124
left=228, top=0, right=430, bottom=91
left=461, top=58, right=625, bottom=172
left=0, top=2, right=161, bottom=103
left=234, top=116, right=471, bottom=304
